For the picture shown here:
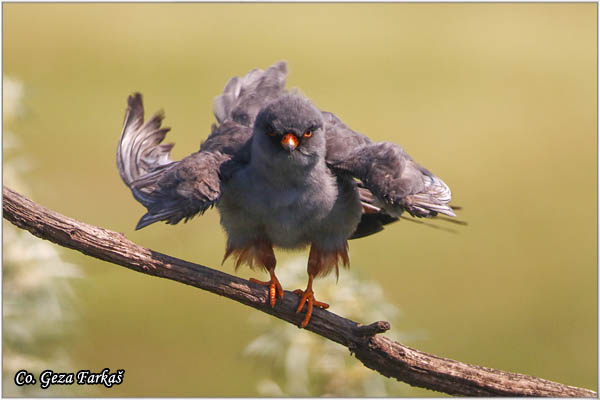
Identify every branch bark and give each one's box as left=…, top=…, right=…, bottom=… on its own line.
left=2, top=186, right=595, bottom=397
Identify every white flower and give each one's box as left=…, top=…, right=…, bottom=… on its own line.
left=3, top=78, right=82, bottom=396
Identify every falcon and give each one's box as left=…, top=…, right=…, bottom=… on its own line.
left=116, top=61, right=456, bottom=328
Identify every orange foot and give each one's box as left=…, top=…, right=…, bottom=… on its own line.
left=294, top=279, right=329, bottom=328
left=250, top=270, right=284, bottom=307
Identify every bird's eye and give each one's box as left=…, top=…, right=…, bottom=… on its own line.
left=303, top=130, right=313, bottom=138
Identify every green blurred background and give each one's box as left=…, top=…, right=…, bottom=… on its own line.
left=3, top=3, right=597, bottom=396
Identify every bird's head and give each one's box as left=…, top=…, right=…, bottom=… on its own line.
left=252, top=94, right=325, bottom=170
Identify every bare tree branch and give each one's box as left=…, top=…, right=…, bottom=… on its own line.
left=2, top=186, right=596, bottom=397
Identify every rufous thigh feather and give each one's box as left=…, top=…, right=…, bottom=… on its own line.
left=223, top=239, right=276, bottom=272
left=308, top=242, right=350, bottom=279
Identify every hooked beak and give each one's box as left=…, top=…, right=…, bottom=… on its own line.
left=281, top=133, right=299, bottom=152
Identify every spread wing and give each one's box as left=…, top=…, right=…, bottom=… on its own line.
left=117, top=94, right=240, bottom=229
left=117, top=62, right=289, bottom=229
left=324, top=112, right=456, bottom=238
left=335, top=142, right=455, bottom=218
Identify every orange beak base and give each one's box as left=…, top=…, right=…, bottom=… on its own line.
left=281, top=133, right=299, bottom=152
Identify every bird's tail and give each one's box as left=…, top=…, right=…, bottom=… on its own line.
left=212, top=61, right=288, bottom=126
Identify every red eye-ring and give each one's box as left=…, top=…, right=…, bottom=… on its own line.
left=303, top=130, right=313, bottom=138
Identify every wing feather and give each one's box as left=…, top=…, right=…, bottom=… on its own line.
left=116, top=93, right=247, bottom=229
left=213, top=61, right=288, bottom=126
left=325, top=118, right=456, bottom=225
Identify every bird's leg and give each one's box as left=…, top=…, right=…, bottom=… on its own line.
left=246, top=240, right=283, bottom=307
left=250, top=268, right=283, bottom=307
left=294, top=244, right=334, bottom=328
left=293, top=274, right=329, bottom=328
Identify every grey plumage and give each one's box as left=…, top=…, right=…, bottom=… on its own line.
left=213, top=61, right=288, bottom=127
left=117, top=61, right=458, bottom=327
left=329, top=142, right=455, bottom=218
left=117, top=62, right=455, bottom=238
left=218, top=93, right=361, bottom=265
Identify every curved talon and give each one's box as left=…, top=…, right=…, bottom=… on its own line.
left=250, top=273, right=283, bottom=307
left=293, top=288, right=329, bottom=328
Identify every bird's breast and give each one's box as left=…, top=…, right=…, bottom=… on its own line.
left=218, top=165, right=359, bottom=249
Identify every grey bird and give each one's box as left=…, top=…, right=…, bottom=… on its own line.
left=117, top=61, right=456, bottom=327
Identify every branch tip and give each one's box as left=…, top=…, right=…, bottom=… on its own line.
left=353, top=320, right=391, bottom=336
